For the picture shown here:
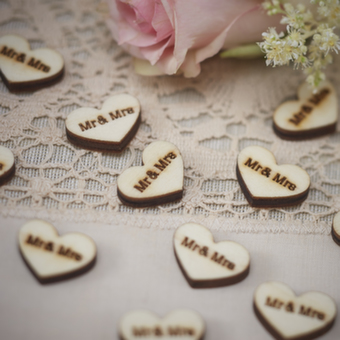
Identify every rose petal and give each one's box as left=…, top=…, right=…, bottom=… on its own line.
left=222, top=7, right=285, bottom=49
left=160, top=0, right=175, bottom=27
left=118, top=0, right=155, bottom=33
left=172, top=0, right=268, bottom=70
left=107, top=0, right=287, bottom=77
left=195, top=4, right=262, bottom=65
left=107, top=1, right=152, bottom=47
left=141, top=35, right=175, bottom=65
left=179, top=50, right=201, bottom=77
left=152, top=1, right=174, bottom=42
left=155, top=46, right=179, bottom=75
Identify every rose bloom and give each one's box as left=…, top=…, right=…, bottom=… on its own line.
left=106, top=0, right=284, bottom=77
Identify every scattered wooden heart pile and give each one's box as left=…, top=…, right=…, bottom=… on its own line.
left=1, top=33, right=339, bottom=340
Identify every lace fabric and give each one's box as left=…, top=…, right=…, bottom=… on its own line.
left=0, top=0, right=339, bottom=234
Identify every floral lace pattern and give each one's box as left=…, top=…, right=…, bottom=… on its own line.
left=0, top=0, right=339, bottom=234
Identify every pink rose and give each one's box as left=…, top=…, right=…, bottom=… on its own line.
left=106, top=0, right=283, bottom=77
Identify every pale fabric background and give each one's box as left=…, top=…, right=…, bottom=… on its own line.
left=1, top=217, right=340, bottom=339
left=0, top=0, right=339, bottom=339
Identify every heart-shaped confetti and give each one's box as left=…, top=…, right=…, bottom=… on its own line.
left=254, top=281, right=337, bottom=340
left=273, top=81, right=337, bottom=140
left=119, top=309, right=205, bottom=340
left=19, top=220, right=96, bottom=283
left=237, top=146, right=310, bottom=208
left=0, top=34, right=64, bottom=92
left=65, top=94, right=141, bottom=151
left=117, top=141, right=183, bottom=207
left=0, top=145, right=15, bottom=185
left=174, top=223, right=250, bottom=288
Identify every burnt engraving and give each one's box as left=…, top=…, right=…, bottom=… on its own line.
left=133, top=152, right=177, bottom=193
left=0, top=45, right=51, bottom=73
left=1, top=46, right=26, bottom=63
left=132, top=326, right=195, bottom=337
left=181, top=237, right=208, bottom=257
left=27, top=57, right=50, bottom=72
left=265, top=296, right=325, bottom=320
left=211, top=252, right=235, bottom=270
left=168, top=327, right=195, bottom=336
left=244, top=158, right=297, bottom=191
left=78, top=108, right=135, bottom=132
left=289, top=88, right=330, bottom=126
left=180, top=236, right=235, bottom=270
left=25, top=234, right=82, bottom=261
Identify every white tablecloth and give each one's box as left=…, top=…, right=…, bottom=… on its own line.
left=1, top=216, right=339, bottom=339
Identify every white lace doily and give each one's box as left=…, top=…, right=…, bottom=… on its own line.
left=1, top=0, right=340, bottom=234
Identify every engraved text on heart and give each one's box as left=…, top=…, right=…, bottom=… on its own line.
left=244, top=158, right=297, bottom=191
left=26, top=234, right=83, bottom=261
left=134, top=151, right=177, bottom=193
left=181, top=236, right=235, bottom=270
left=1, top=45, right=51, bottom=72
left=265, top=296, right=326, bottom=320
left=289, top=88, right=330, bottom=126
left=78, top=107, right=135, bottom=132
left=132, top=325, right=196, bottom=337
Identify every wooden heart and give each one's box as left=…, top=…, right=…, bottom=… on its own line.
left=65, top=94, right=141, bottom=152
left=273, top=81, right=337, bottom=140
left=174, top=223, right=250, bottom=288
left=332, top=211, right=340, bottom=246
left=237, top=145, right=310, bottom=208
left=19, top=220, right=96, bottom=284
left=117, top=141, right=183, bottom=207
left=119, top=309, right=205, bottom=340
left=0, top=145, right=15, bottom=185
left=254, top=281, right=337, bottom=340
left=0, top=34, right=64, bottom=92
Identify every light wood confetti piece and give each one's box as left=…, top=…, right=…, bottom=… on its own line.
left=65, top=94, right=141, bottom=152
left=237, top=145, right=310, bottom=208
left=174, top=223, right=250, bottom=288
left=0, top=145, right=15, bottom=185
left=0, top=34, right=64, bottom=92
left=254, top=281, right=337, bottom=340
left=117, top=141, right=183, bottom=207
left=19, top=220, right=97, bottom=284
left=273, top=81, right=337, bottom=140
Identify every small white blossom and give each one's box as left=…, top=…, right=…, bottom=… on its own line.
left=317, top=27, right=340, bottom=53
left=261, top=0, right=340, bottom=88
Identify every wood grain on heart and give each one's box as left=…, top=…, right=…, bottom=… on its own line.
left=117, top=141, right=183, bottom=207
left=273, top=81, right=337, bottom=140
left=173, top=223, right=250, bottom=288
left=0, top=145, right=15, bottom=185
left=119, top=309, right=205, bottom=340
left=19, top=220, right=96, bottom=284
left=237, top=146, right=310, bottom=208
left=65, top=94, right=141, bottom=152
left=0, top=35, right=64, bottom=92
left=332, top=211, right=340, bottom=246
left=254, top=281, right=337, bottom=340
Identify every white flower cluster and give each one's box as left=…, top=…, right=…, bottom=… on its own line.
left=313, top=0, right=340, bottom=26
left=259, top=0, right=340, bottom=87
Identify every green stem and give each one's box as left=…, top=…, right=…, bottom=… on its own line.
left=220, top=44, right=264, bottom=59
